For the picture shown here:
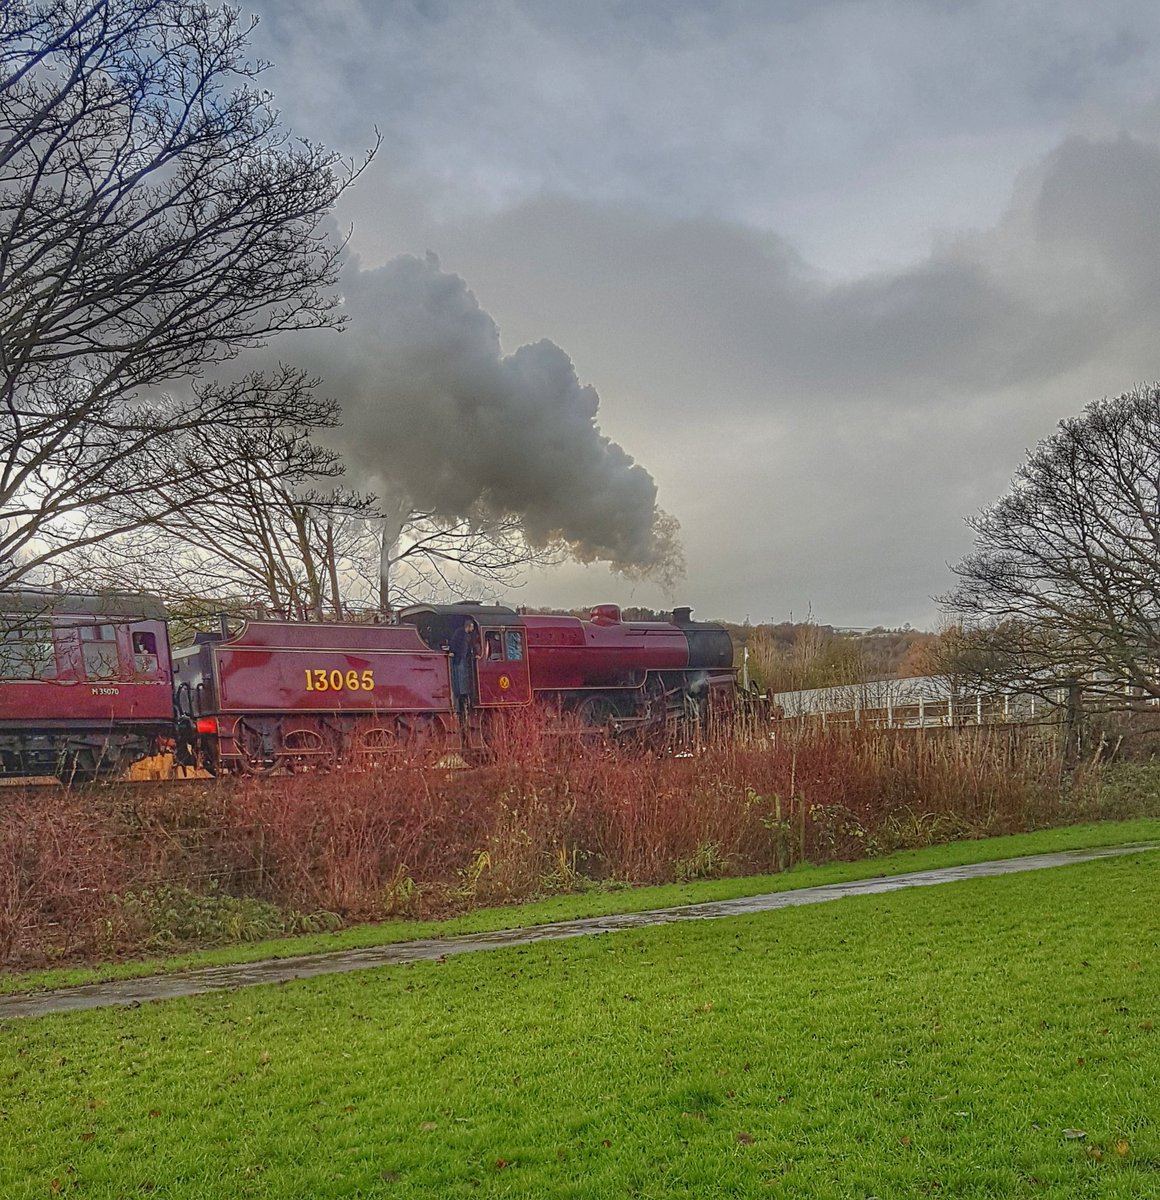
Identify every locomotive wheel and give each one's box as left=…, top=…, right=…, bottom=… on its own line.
left=675, top=694, right=709, bottom=753
left=356, top=717, right=439, bottom=767
left=235, top=720, right=279, bottom=776
left=577, top=695, right=620, bottom=727
left=280, top=727, right=339, bottom=773
left=575, top=696, right=622, bottom=751
left=357, top=723, right=405, bottom=765
left=402, top=716, right=442, bottom=764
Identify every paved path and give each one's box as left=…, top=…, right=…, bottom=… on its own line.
left=2, top=843, right=1155, bottom=1020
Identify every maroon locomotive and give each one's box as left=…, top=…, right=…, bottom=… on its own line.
left=0, top=591, right=173, bottom=777
left=175, top=602, right=736, bottom=773
left=0, top=591, right=736, bottom=777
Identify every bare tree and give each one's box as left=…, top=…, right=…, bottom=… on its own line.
left=374, top=498, right=564, bottom=614
left=62, top=396, right=382, bottom=621
left=0, top=0, right=374, bottom=587
left=70, top=458, right=570, bottom=626
left=944, top=385, right=1160, bottom=709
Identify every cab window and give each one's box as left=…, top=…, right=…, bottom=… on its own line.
left=484, top=630, right=503, bottom=661
left=132, top=630, right=159, bottom=674
left=504, top=630, right=524, bottom=662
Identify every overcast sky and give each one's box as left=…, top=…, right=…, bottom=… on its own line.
left=244, top=0, right=1160, bottom=628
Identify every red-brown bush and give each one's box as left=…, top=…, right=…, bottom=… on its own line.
left=1, top=714, right=1152, bottom=969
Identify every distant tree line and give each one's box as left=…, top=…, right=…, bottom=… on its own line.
left=730, top=622, right=939, bottom=694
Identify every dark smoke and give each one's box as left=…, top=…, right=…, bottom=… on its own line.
left=311, top=252, right=683, bottom=579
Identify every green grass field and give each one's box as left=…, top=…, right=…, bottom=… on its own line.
left=4, top=816, right=1158, bottom=998
left=2, top=849, right=1157, bottom=1198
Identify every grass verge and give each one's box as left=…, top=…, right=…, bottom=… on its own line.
left=1, top=851, right=1156, bottom=1198
left=2, top=815, right=1157, bottom=997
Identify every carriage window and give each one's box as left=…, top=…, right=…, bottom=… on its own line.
left=80, top=624, right=120, bottom=679
left=484, top=630, right=503, bottom=661
left=0, top=624, right=56, bottom=679
left=132, top=631, right=158, bottom=673
left=504, top=630, right=524, bottom=662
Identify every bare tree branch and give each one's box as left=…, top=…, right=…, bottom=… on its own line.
left=375, top=503, right=566, bottom=613
left=0, top=0, right=377, bottom=587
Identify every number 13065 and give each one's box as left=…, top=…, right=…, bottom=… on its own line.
left=304, top=668, right=375, bottom=692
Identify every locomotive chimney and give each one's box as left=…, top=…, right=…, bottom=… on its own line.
left=672, top=606, right=693, bottom=624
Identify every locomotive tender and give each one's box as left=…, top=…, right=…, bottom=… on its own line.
left=0, top=592, right=736, bottom=777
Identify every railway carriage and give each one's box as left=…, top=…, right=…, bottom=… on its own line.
left=0, top=591, right=173, bottom=778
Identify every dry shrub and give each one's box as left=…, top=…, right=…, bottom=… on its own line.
left=3, top=711, right=1158, bottom=969
left=0, top=792, right=131, bottom=965
left=729, top=721, right=1070, bottom=859
left=223, top=767, right=492, bottom=917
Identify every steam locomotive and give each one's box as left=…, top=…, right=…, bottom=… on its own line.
left=0, top=591, right=737, bottom=777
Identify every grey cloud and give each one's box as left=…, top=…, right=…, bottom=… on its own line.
left=568, top=134, right=1160, bottom=395
left=1034, top=134, right=1160, bottom=287
left=360, top=137, right=1148, bottom=420
left=812, top=260, right=1098, bottom=397
left=325, top=130, right=1160, bottom=625
left=252, top=0, right=1160, bottom=232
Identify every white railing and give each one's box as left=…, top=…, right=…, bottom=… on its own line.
left=769, top=676, right=1048, bottom=728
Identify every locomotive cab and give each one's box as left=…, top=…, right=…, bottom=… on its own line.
left=399, top=603, right=532, bottom=709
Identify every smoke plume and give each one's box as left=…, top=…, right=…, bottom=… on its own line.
left=310, top=252, right=682, bottom=579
